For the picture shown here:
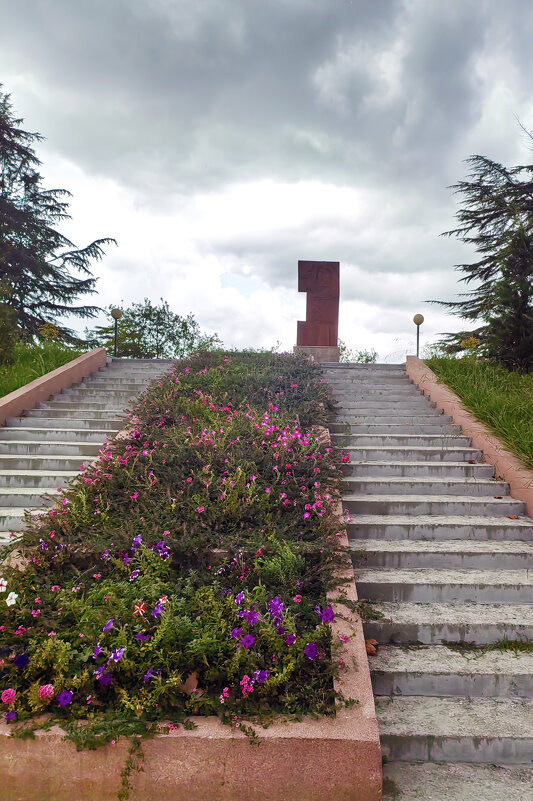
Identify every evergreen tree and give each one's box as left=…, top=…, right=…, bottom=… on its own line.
left=0, top=86, right=115, bottom=343
left=86, top=298, right=221, bottom=359
left=431, top=154, right=533, bottom=371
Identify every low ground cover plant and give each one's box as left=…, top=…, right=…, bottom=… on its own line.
left=426, top=356, right=533, bottom=470
left=0, top=351, right=351, bottom=750
left=0, top=340, right=83, bottom=398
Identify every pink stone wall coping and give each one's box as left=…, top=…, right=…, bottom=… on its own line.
left=0, top=417, right=381, bottom=800
left=406, top=355, right=533, bottom=517
left=0, top=348, right=108, bottom=426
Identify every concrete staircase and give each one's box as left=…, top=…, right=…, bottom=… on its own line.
left=0, top=358, right=172, bottom=545
left=324, top=362, right=533, bottom=800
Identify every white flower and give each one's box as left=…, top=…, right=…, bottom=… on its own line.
left=0, top=578, right=7, bottom=592
left=6, top=592, right=18, bottom=606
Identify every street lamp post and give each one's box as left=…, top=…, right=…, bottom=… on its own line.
left=111, top=308, right=123, bottom=357
left=413, top=314, right=424, bottom=358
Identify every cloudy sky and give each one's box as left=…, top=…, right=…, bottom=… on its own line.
left=2, top=0, right=533, bottom=360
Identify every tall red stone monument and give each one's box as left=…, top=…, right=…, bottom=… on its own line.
left=295, top=260, right=340, bottom=362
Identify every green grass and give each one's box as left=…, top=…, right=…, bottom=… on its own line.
left=426, top=357, right=533, bottom=471
left=0, top=342, right=84, bottom=399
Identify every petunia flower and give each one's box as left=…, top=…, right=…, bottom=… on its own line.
left=129, top=570, right=140, bottom=582
left=320, top=606, right=335, bottom=623
left=0, top=578, right=6, bottom=592
left=285, top=634, right=296, bottom=646
left=5, top=710, right=16, bottom=722
left=38, top=684, right=55, bottom=700
left=14, top=654, right=29, bottom=669
left=93, top=644, right=103, bottom=660
left=135, top=633, right=151, bottom=642
left=230, top=627, right=243, bottom=639
left=109, top=647, right=126, bottom=663
left=133, top=603, right=146, bottom=617
left=151, top=603, right=165, bottom=619
left=252, top=670, right=269, bottom=684
left=241, top=634, right=255, bottom=650
left=102, top=619, right=114, bottom=632
left=235, top=592, right=245, bottom=605
left=57, top=690, right=73, bottom=707
left=1, top=688, right=16, bottom=704
left=143, top=667, right=155, bottom=683
left=304, top=643, right=319, bottom=660
left=5, top=592, right=18, bottom=607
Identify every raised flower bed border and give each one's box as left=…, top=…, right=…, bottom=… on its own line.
left=0, top=361, right=381, bottom=801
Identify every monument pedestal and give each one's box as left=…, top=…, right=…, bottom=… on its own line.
left=293, top=345, right=340, bottom=363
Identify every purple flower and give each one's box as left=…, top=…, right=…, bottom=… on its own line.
left=275, top=625, right=286, bottom=635
left=109, top=647, right=126, bottom=663
left=102, top=619, right=114, bottom=632
left=93, top=643, right=103, bottom=660
left=268, top=597, right=284, bottom=618
left=285, top=634, right=296, bottom=646
left=235, top=592, right=245, bottom=605
left=135, top=633, right=151, bottom=642
left=241, top=634, right=255, bottom=650
left=123, top=554, right=131, bottom=566
left=129, top=570, right=140, bottom=582
left=39, top=538, right=48, bottom=551
left=155, top=541, right=170, bottom=561
left=151, top=603, right=165, bottom=619
left=320, top=606, right=335, bottom=624
left=252, top=669, right=269, bottom=684
left=143, top=667, right=155, bottom=683
left=131, top=535, right=142, bottom=551
left=14, top=653, right=29, bottom=669
left=98, top=672, right=113, bottom=686
left=57, top=690, right=73, bottom=707
left=230, top=627, right=243, bottom=639
left=101, top=549, right=111, bottom=560
left=304, top=642, right=319, bottom=660
left=245, top=608, right=260, bottom=626
left=5, top=710, right=16, bottom=723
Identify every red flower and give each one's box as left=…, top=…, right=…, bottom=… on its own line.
left=133, top=602, right=146, bottom=617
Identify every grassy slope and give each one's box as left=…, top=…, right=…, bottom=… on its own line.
left=426, top=357, right=533, bottom=470
left=0, top=342, right=83, bottom=399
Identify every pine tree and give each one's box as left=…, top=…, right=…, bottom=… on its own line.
left=0, top=86, right=115, bottom=343
left=431, top=154, right=533, bottom=371
left=86, top=299, right=221, bottom=359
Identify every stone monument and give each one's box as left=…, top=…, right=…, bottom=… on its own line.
left=294, top=260, right=340, bottom=362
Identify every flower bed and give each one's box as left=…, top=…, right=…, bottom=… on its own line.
left=0, top=352, right=355, bottom=744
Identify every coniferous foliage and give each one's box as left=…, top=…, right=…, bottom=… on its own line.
left=0, top=87, right=115, bottom=343
left=431, top=153, right=533, bottom=371
left=86, top=298, right=221, bottom=358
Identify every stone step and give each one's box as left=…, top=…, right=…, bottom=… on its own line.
left=0, top=507, right=37, bottom=531
left=333, top=411, right=447, bottom=422
left=343, top=461, right=494, bottom=478
left=330, top=423, right=462, bottom=435
left=345, top=446, right=483, bottom=462
left=0, top=470, right=78, bottom=489
left=363, top=602, right=533, bottom=645
left=376, top=696, right=533, bottom=764
left=0, top=454, right=86, bottom=471
left=343, top=477, right=508, bottom=497
left=0, top=427, right=117, bottom=443
left=0, top=441, right=100, bottom=456
left=332, top=389, right=420, bottom=399
left=39, top=400, right=127, bottom=412
left=351, top=539, right=533, bottom=569
left=332, top=434, right=473, bottom=447
left=0, top=486, right=59, bottom=507
left=60, top=389, right=138, bottom=400
left=371, top=645, right=533, bottom=699
left=347, top=515, right=533, bottom=541
left=344, top=494, right=526, bottom=516
left=26, top=408, right=126, bottom=419
left=381, top=762, right=533, bottom=801
left=6, top=416, right=124, bottom=431
left=354, top=567, right=533, bottom=604
left=80, top=379, right=150, bottom=390
left=334, top=399, right=438, bottom=410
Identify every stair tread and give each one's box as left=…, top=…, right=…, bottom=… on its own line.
left=0, top=470, right=78, bottom=478
left=367, top=601, right=533, bottom=625
left=351, top=539, right=533, bottom=554
left=375, top=696, right=533, bottom=737
left=349, top=514, right=533, bottom=527
left=355, top=568, right=533, bottom=585
left=371, top=645, right=533, bottom=675
left=381, top=762, right=533, bottom=801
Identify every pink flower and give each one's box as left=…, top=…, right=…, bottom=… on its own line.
left=93, top=573, right=102, bottom=579
left=38, top=684, right=55, bottom=700
left=31, top=609, right=41, bottom=617
left=195, top=506, right=205, bottom=513
left=292, top=595, right=302, bottom=604
left=186, top=477, right=192, bottom=483
left=131, top=492, right=139, bottom=501
left=51, top=585, right=60, bottom=592
left=1, top=688, right=16, bottom=704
